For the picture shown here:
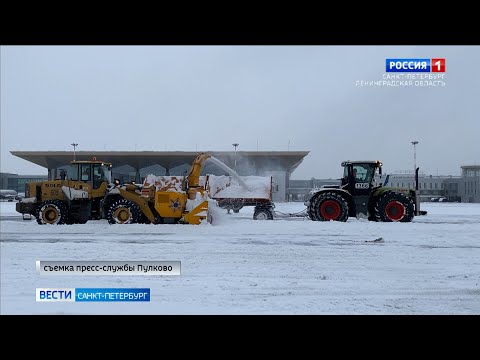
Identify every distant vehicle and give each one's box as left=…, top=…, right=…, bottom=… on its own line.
left=0, top=189, right=18, bottom=202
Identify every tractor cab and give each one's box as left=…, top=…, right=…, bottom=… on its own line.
left=341, top=160, right=382, bottom=194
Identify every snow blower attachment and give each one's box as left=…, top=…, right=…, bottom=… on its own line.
left=103, top=153, right=213, bottom=225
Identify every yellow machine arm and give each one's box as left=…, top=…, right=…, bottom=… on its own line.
left=187, top=153, right=211, bottom=188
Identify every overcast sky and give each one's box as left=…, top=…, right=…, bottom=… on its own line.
left=1, top=46, right=479, bottom=179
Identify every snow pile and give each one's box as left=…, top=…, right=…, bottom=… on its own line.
left=207, top=175, right=271, bottom=199
left=142, top=174, right=272, bottom=199
left=185, top=191, right=209, bottom=211
left=143, top=175, right=206, bottom=193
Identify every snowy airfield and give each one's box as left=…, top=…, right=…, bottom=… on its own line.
left=1, top=201, right=479, bottom=314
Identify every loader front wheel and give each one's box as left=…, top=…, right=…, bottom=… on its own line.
left=107, top=199, right=141, bottom=224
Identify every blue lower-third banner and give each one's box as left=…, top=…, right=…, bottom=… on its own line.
left=36, top=288, right=150, bottom=302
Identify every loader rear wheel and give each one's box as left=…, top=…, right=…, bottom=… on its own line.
left=107, top=199, right=141, bottom=224
left=310, top=192, right=349, bottom=222
left=374, top=191, right=414, bottom=222
left=36, top=200, right=69, bottom=225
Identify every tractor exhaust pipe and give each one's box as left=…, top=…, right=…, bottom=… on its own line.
left=415, top=167, right=420, bottom=216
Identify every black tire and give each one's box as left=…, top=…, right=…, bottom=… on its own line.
left=207, top=212, right=214, bottom=224
left=374, top=191, right=414, bottom=222
left=139, top=213, right=152, bottom=224
left=232, top=201, right=244, bottom=213
left=253, top=208, right=274, bottom=220
left=107, top=198, right=141, bottom=224
left=309, top=192, right=349, bottom=222
left=218, top=200, right=243, bottom=213
left=36, top=200, right=69, bottom=225
left=306, top=197, right=318, bottom=220
left=232, top=206, right=243, bottom=213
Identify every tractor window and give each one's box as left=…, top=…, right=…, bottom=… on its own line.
left=81, top=164, right=91, bottom=181
left=353, top=165, right=369, bottom=182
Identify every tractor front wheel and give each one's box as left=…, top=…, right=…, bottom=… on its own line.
left=310, top=192, right=349, bottom=222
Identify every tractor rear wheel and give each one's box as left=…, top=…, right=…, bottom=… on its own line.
left=36, top=200, right=69, bottom=225
left=107, top=198, right=141, bottom=224
left=374, top=191, right=414, bottom=222
left=310, top=192, right=349, bottom=222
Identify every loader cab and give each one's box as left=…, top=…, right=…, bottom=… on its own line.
left=59, top=160, right=112, bottom=189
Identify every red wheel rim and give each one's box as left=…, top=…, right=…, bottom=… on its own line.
left=320, top=200, right=341, bottom=220
left=385, top=201, right=405, bottom=221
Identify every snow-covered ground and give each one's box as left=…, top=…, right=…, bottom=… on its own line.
left=1, top=201, right=479, bottom=314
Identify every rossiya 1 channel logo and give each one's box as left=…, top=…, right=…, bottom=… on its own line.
left=386, top=58, right=446, bottom=72
left=355, top=58, right=446, bottom=88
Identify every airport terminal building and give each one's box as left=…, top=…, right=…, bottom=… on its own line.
left=3, top=151, right=479, bottom=203
left=7, top=150, right=309, bottom=202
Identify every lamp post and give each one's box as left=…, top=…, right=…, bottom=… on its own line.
left=232, top=143, right=239, bottom=170
left=71, top=143, right=78, bottom=161
left=411, top=141, right=418, bottom=173
left=411, top=140, right=418, bottom=190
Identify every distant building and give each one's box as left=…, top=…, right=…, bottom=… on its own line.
left=288, top=178, right=341, bottom=201
left=385, top=174, right=458, bottom=202
left=386, top=165, right=479, bottom=203
left=287, top=165, right=480, bottom=203
left=6, top=151, right=479, bottom=203
left=457, top=165, right=480, bottom=203
left=10, top=150, right=309, bottom=202
left=0, top=173, right=48, bottom=193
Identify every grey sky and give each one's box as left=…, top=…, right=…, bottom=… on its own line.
left=1, top=46, right=479, bottom=179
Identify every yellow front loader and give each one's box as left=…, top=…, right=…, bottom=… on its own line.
left=103, top=153, right=212, bottom=225
left=16, top=159, right=113, bottom=224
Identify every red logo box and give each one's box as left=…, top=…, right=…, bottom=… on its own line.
left=431, top=58, right=446, bottom=72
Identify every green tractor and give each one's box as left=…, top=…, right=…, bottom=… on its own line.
left=305, top=160, right=425, bottom=222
